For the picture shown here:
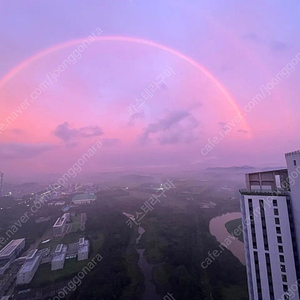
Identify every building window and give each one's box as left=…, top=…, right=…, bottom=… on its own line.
left=280, top=255, right=285, bottom=263
left=282, top=274, right=287, bottom=282
left=276, top=227, right=281, bottom=234
left=283, top=284, right=288, bottom=292
left=254, top=251, right=262, bottom=299
left=274, top=208, right=279, bottom=215
left=260, top=200, right=269, bottom=251
left=248, top=199, right=257, bottom=250
left=281, top=265, right=286, bottom=272
left=278, top=245, right=284, bottom=253
left=273, top=199, right=278, bottom=206
left=277, top=236, right=282, bottom=243
left=265, top=253, right=274, bottom=299
left=294, top=160, right=297, bottom=166
left=275, top=218, right=280, bottom=225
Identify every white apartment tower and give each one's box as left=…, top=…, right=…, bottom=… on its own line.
left=240, top=151, right=300, bottom=300
left=285, top=151, right=300, bottom=259
left=0, top=172, right=3, bottom=197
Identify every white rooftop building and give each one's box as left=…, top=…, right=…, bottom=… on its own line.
left=240, top=151, right=300, bottom=300
left=72, top=194, right=96, bottom=205
left=0, top=239, right=25, bottom=275
left=51, top=244, right=67, bottom=271
left=16, top=250, right=41, bottom=285
left=0, top=239, right=25, bottom=260
left=53, top=213, right=70, bottom=237
left=78, top=238, right=89, bottom=261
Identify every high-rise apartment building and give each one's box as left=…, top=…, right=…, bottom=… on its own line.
left=0, top=172, right=3, bottom=197
left=240, top=151, right=300, bottom=300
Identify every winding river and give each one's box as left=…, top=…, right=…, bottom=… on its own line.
left=209, top=212, right=245, bottom=265
left=125, top=211, right=245, bottom=299
left=123, top=213, right=160, bottom=300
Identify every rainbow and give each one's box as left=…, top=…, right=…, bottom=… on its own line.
left=0, top=35, right=250, bottom=132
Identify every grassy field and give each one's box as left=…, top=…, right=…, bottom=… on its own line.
left=71, top=222, right=81, bottom=232
left=72, top=214, right=82, bottom=223
left=31, top=258, right=89, bottom=286
left=225, top=218, right=244, bottom=243
left=89, top=232, right=105, bottom=256
left=32, top=231, right=104, bottom=286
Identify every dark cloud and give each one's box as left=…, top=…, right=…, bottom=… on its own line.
left=270, top=40, right=288, bottom=52
left=242, top=34, right=288, bottom=53
left=238, top=129, right=249, bottom=134
left=138, top=110, right=199, bottom=145
left=127, top=112, right=145, bottom=126
left=0, top=143, right=56, bottom=159
left=54, top=122, right=104, bottom=142
left=157, top=129, right=198, bottom=145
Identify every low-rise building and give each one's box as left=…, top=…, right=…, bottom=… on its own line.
left=72, top=194, right=96, bottom=205
left=0, top=239, right=25, bottom=275
left=51, top=244, right=67, bottom=271
left=16, top=250, right=41, bottom=285
left=78, top=238, right=89, bottom=261
left=54, top=201, right=65, bottom=206
left=53, top=213, right=70, bottom=237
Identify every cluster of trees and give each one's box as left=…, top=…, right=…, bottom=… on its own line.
left=140, top=202, right=248, bottom=299
left=72, top=208, right=142, bottom=300
left=49, top=193, right=247, bottom=299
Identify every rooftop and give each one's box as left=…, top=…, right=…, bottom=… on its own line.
left=0, top=239, right=25, bottom=258
left=243, top=169, right=290, bottom=194
left=52, top=246, right=67, bottom=262
left=78, top=240, right=89, bottom=253
left=53, top=216, right=67, bottom=227
left=26, top=249, right=38, bottom=260
left=72, top=193, right=96, bottom=201
left=239, top=189, right=290, bottom=196
left=285, top=150, right=300, bottom=157
left=246, top=168, right=287, bottom=175
left=19, top=254, right=40, bottom=273
left=55, top=244, right=63, bottom=253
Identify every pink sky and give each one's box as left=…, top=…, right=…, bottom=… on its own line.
left=0, top=0, right=299, bottom=181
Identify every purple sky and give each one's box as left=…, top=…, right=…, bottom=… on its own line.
left=0, top=0, right=300, bottom=181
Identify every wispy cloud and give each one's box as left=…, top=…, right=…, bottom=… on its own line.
left=54, top=122, right=104, bottom=142
left=0, top=142, right=56, bottom=159
left=127, top=111, right=145, bottom=126
left=138, top=110, right=199, bottom=145
left=238, top=129, right=249, bottom=134
left=270, top=40, right=288, bottom=52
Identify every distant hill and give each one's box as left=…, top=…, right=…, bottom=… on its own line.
left=118, top=174, right=155, bottom=183
left=204, top=165, right=286, bottom=174
left=205, top=166, right=256, bottom=172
